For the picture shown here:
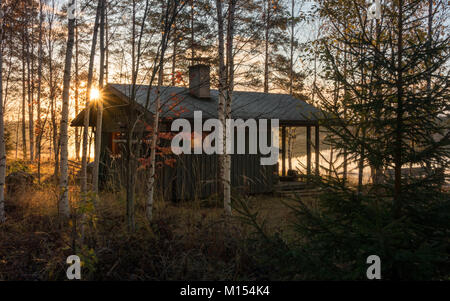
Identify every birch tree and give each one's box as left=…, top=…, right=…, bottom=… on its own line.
left=216, top=0, right=236, bottom=215
left=145, top=56, right=164, bottom=222
left=146, top=0, right=183, bottom=222
left=215, top=0, right=226, bottom=211
left=59, top=0, right=76, bottom=219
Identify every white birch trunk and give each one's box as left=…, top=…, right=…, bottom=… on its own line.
left=146, top=41, right=169, bottom=220
left=145, top=69, right=162, bottom=221
left=59, top=0, right=76, bottom=218
left=215, top=0, right=227, bottom=212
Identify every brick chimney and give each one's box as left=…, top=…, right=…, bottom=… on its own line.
left=189, top=64, right=210, bottom=99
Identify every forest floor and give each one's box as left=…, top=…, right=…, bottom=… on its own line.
left=0, top=160, right=312, bottom=280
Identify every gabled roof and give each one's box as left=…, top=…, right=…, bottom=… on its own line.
left=71, top=83, right=322, bottom=127
left=109, top=83, right=321, bottom=124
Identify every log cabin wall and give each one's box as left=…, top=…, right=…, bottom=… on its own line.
left=99, top=120, right=278, bottom=201
left=155, top=153, right=277, bottom=201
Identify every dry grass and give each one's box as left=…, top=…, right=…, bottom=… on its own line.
left=0, top=178, right=300, bottom=280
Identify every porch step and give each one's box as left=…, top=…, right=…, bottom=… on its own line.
left=274, top=181, right=308, bottom=191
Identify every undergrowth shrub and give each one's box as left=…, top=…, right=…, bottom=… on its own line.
left=234, top=184, right=450, bottom=280
left=0, top=188, right=259, bottom=280
left=7, top=160, right=31, bottom=174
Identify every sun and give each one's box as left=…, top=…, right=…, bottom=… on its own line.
left=90, top=87, right=101, bottom=100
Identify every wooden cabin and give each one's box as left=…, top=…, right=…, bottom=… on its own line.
left=71, top=65, right=322, bottom=200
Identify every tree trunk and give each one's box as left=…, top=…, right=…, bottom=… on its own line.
left=49, top=32, right=59, bottom=178
left=105, top=2, right=109, bottom=83
left=37, top=0, right=44, bottom=183
left=171, top=23, right=177, bottom=86
left=47, top=8, right=59, bottom=178
left=0, top=0, right=6, bottom=223
left=190, top=0, right=194, bottom=65
left=27, top=2, right=34, bottom=162
left=146, top=0, right=175, bottom=221
left=370, top=18, right=383, bottom=187
left=146, top=65, right=163, bottom=222
left=125, top=142, right=135, bottom=230
left=426, top=0, right=433, bottom=93
left=342, top=46, right=348, bottom=184
left=74, top=18, right=80, bottom=161
left=215, top=0, right=226, bottom=209
left=81, top=0, right=102, bottom=197
left=15, top=109, right=19, bottom=159
left=358, top=139, right=365, bottom=194
left=125, top=0, right=146, bottom=230
left=27, top=39, right=34, bottom=162
left=223, top=0, right=236, bottom=215
left=289, top=0, right=294, bottom=95
left=59, top=0, right=76, bottom=219
left=287, top=128, right=296, bottom=171
left=263, top=0, right=269, bottom=93
left=393, top=0, right=404, bottom=218
left=358, top=42, right=366, bottom=195
left=21, top=29, right=27, bottom=160
left=92, top=0, right=106, bottom=194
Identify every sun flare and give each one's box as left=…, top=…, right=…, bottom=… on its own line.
left=90, top=87, right=101, bottom=100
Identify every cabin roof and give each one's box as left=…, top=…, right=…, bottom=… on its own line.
left=71, top=83, right=322, bottom=127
